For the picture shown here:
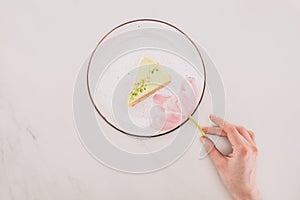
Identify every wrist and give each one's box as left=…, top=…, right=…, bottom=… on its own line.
left=231, top=187, right=262, bottom=200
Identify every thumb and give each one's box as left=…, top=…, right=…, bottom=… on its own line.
left=200, top=136, right=225, bottom=168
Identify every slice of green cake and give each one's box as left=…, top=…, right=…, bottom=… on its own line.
left=128, top=56, right=172, bottom=107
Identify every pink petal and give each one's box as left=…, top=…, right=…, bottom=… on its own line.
left=164, top=98, right=181, bottom=113
left=179, top=78, right=198, bottom=117
left=162, top=112, right=182, bottom=131
left=153, top=94, right=171, bottom=106
left=186, top=76, right=199, bottom=98
left=151, top=94, right=182, bottom=131
left=150, top=76, right=199, bottom=131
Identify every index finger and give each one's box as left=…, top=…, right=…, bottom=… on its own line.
left=209, top=115, right=244, bottom=146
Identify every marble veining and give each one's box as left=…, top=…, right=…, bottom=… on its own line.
left=0, top=97, right=89, bottom=200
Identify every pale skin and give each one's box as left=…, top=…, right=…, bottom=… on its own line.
left=201, top=115, right=262, bottom=200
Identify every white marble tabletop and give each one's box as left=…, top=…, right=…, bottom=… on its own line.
left=1, top=0, right=300, bottom=199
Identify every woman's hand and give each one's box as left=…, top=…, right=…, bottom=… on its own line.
left=201, top=115, right=262, bottom=200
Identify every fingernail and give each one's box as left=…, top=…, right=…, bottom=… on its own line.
left=209, top=114, right=214, bottom=119
left=202, top=127, right=208, bottom=132
left=200, top=137, right=206, bottom=144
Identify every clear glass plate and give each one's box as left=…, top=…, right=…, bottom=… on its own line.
left=87, top=19, right=206, bottom=137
